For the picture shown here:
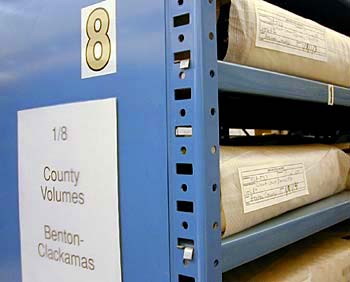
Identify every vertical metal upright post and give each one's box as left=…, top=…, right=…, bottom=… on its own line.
left=166, top=0, right=221, bottom=281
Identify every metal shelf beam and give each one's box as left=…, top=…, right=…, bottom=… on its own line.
left=221, top=191, right=350, bottom=273
left=218, top=61, right=350, bottom=107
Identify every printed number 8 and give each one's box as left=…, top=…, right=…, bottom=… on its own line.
left=86, top=8, right=111, bottom=71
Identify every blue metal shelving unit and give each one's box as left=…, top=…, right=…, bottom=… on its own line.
left=0, top=1, right=349, bottom=282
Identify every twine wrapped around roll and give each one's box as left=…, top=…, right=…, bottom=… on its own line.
left=223, top=0, right=350, bottom=87
left=220, top=144, right=350, bottom=238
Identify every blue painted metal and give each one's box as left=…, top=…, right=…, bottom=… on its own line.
left=222, top=191, right=350, bottom=273
left=0, top=1, right=170, bottom=281
left=166, top=0, right=221, bottom=281
left=218, top=61, right=350, bottom=106
left=0, top=1, right=349, bottom=281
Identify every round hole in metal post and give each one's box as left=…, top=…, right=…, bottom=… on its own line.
left=182, top=222, right=189, bottom=230
left=178, top=34, right=185, bottom=42
left=214, top=259, right=219, bottom=267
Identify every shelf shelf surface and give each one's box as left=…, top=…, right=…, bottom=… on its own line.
left=221, top=191, right=350, bottom=273
left=218, top=61, right=350, bottom=107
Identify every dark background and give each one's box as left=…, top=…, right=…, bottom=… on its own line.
left=265, top=0, right=350, bottom=36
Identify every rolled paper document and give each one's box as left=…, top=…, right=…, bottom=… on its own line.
left=223, top=0, right=350, bottom=87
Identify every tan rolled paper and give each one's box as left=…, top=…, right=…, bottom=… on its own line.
left=221, top=145, right=350, bottom=238
left=216, top=0, right=221, bottom=20
left=224, top=0, right=350, bottom=87
left=223, top=226, right=350, bottom=282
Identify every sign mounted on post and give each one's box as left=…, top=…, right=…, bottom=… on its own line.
left=81, top=0, right=117, bottom=79
left=18, top=98, right=122, bottom=282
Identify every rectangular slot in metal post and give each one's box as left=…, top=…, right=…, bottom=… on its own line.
left=179, top=275, right=195, bottom=282
left=174, top=14, right=190, bottom=27
left=174, top=50, right=191, bottom=64
left=176, top=163, right=193, bottom=175
left=175, top=126, right=193, bottom=137
left=177, top=201, right=194, bottom=213
left=177, top=238, right=194, bottom=247
left=175, top=88, right=192, bottom=100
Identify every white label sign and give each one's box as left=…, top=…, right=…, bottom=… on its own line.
left=81, top=0, right=117, bottom=79
left=255, top=0, right=328, bottom=62
left=239, top=162, right=309, bottom=213
left=18, top=98, right=122, bottom=282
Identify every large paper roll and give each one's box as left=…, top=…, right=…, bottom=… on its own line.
left=223, top=225, right=350, bottom=282
left=224, top=0, right=350, bottom=87
left=221, top=145, right=350, bottom=237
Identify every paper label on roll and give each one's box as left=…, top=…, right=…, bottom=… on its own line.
left=238, top=162, right=309, bottom=213
left=255, top=0, right=328, bottom=62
